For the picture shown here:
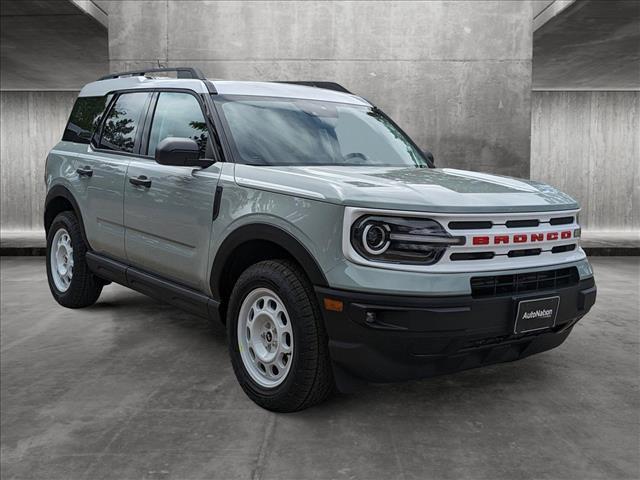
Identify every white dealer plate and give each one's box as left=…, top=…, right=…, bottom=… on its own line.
left=514, top=296, right=560, bottom=334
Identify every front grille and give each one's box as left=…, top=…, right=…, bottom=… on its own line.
left=506, top=219, right=539, bottom=228
left=507, top=248, right=542, bottom=258
left=552, top=244, right=576, bottom=254
left=448, top=221, right=493, bottom=230
left=470, top=267, right=579, bottom=298
left=451, top=252, right=495, bottom=261
left=550, top=216, right=574, bottom=225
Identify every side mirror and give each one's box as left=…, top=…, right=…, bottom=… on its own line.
left=155, top=137, right=213, bottom=168
left=423, top=149, right=435, bottom=166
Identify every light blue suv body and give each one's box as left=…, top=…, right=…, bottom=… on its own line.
left=44, top=68, right=596, bottom=411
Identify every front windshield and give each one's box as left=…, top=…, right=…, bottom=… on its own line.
left=214, top=95, right=429, bottom=167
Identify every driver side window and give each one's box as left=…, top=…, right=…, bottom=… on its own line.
left=147, top=92, right=209, bottom=158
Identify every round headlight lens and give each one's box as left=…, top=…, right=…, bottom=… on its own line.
left=362, top=223, right=390, bottom=255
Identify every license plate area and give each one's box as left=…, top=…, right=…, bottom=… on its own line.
left=514, top=296, right=560, bottom=334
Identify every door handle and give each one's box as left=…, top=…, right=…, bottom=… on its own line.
left=129, top=175, right=152, bottom=188
left=76, top=166, right=93, bottom=177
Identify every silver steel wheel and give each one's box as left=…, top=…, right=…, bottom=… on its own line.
left=50, top=227, right=74, bottom=292
left=237, top=287, right=294, bottom=388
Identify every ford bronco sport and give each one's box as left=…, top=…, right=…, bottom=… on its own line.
left=45, top=67, right=597, bottom=412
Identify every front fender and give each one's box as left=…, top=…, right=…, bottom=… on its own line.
left=207, top=180, right=345, bottom=299
left=209, top=222, right=329, bottom=300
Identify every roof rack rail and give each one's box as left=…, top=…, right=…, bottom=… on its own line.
left=98, top=67, right=207, bottom=81
left=275, top=81, right=352, bottom=94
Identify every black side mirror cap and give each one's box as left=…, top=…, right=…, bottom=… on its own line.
left=155, top=137, right=214, bottom=168
left=423, top=149, right=435, bottom=166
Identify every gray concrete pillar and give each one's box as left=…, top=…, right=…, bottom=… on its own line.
left=106, top=0, right=533, bottom=178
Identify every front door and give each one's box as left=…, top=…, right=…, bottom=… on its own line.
left=124, top=91, right=221, bottom=290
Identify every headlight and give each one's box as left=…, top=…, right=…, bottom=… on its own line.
left=350, top=216, right=465, bottom=265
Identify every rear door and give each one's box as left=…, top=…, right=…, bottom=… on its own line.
left=123, top=90, right=221, bottom=290
left=76, top=91, right=152, bottom=260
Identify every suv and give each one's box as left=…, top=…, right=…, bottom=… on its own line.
left=45, top=67, right=597, bottom=412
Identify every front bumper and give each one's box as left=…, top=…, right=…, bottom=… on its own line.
left=315, top=276, right=596, bottom=389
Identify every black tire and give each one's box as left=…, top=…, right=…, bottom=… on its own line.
left=227, top=259, right=334, bottom=412
left=46, top=211, right=103, bottom=308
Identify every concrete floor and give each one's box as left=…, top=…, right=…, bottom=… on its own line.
left=1, top=257, right=638, bottom=480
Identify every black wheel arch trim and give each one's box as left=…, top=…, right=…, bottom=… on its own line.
left=44, top=185, right=91, bottom=249
left=210, top=223, right=328, bottom=301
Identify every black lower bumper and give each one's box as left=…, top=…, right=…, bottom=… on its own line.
left=315, top=277, right=596, bottom=389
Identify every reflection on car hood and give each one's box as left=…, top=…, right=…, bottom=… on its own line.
left=234, top=165, right=579, bottom=213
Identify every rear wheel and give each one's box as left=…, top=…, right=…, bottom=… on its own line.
left=227, top=259, right=334, bottom=412
left=46, top=211, right=103, bottom=308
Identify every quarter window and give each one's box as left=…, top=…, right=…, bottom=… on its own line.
left=98, top=92, right=150, bottom=153
left=62, top=95, right=113, bottom=144
left=147, top=92, right=209, bottom=158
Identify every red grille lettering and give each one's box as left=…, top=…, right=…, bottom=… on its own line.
left=513, top=234, right=527, bottom=243
left=469, top=229, right=575, bottom=247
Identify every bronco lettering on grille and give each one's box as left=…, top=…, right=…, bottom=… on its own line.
left=471, top=230, right=573, bottom=245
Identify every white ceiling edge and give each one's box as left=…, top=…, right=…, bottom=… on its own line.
left=69, top=0, right=108, bottom=28
left=534, top=0, right=576, bottom=31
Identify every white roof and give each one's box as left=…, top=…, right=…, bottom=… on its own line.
left=213, top=80, right=369, bottom=105
left=79, top=76, right=370, bottom=106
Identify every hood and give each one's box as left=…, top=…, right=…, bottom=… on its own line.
left=234, top=165, right=579, bottom=213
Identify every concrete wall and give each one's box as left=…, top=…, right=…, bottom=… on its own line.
left=0, top=91, right=77, bottom=231
left=106, top=0, right=534, bottom=178
left=531, top=90, right=640, bottom=231
left=0, top=0, right=108, bottom=90
left=533, top=0, right=640, bottom=90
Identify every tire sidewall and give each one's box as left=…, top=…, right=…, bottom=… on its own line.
left=227, top=266, right=314, bottom=402
left=46, top=213, right=83, bottom=303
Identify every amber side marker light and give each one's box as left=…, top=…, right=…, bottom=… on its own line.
left=323, top=298, right=344, bottom=312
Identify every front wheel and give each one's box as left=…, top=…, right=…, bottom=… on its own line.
left=227, top=260, right=334, bottom=412
left=46, top=211, right=103, bottom=308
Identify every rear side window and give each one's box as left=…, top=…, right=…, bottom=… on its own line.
left=147, top=92, right=209, bottom=158
left=62, top=95, right=112, bottom=144
left=98, top=92, right=150, bottom=153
